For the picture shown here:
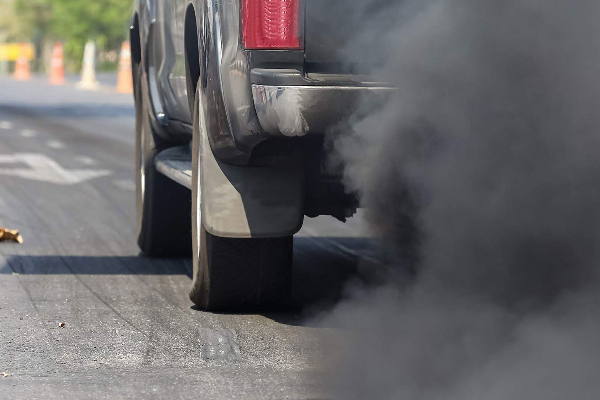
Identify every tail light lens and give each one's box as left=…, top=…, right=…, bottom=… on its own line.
left=242, top=0, right=302, bottom=49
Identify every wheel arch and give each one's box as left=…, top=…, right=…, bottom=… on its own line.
left=184, top=0, right=265, bottom=165
left=130, top=13, right=142, bottom=66
left=184, top=4, right=200, bottom=114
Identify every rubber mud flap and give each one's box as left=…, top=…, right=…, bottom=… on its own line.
left=200, top=130, right=305, bottom=238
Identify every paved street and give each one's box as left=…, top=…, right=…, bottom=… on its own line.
left=0, top=76, right=375, bottom=399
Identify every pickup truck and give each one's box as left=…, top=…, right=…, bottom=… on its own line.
left=131, top=0, right=391, bottom=311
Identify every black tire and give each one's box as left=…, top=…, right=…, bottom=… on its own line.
left=135, top=64, right=191, bottom=256
left=189, top=86, right=293, bottom=311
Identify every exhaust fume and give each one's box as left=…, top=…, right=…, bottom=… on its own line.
left=317, top=0, right=600, bottom=398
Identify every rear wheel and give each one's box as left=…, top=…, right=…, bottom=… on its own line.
left=189, top=86, right=293, bottom=311
left=135, top=64, right=191, bottom=256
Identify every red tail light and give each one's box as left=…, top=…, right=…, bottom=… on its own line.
left=242, top=0, right=301, bottom=49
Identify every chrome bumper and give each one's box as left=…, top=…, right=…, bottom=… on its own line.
left=251, top=84, right=394, bottom=137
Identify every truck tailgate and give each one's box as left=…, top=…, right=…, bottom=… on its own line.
left=304, top=0, right=392, bottom=71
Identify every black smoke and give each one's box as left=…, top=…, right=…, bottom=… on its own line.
left=317, top=0, right=600, bottom=398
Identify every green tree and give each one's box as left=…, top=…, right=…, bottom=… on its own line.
left=13, top=0, right=131, bottom=70
left=0, top=0, right=22, bottom=41
left=12, top=0, right=52, bottom=40
left=3, top=0, right=51, bottom=71
left=46, top=0, right=131, bottom=68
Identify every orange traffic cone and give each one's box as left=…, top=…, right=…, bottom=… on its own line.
left=116, top=41, right=133, bottom=94
left=13, top=45, right=30, bottom=81
left=49, top=42, right=65, bottom=85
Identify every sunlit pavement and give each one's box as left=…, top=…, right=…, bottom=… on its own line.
left=0, top=75, right=376, bottom=398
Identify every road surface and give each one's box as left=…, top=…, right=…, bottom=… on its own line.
left=0, top=76, right=376, bottom=399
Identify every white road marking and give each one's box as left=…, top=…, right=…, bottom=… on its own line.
left=0, top=121, right=12, bottom=130
left=74, top=156, right=97, bottom=166
left=20, top=129, right=37, bottom=138
left=46, top=140, right=65, bottom=149
left=112, top=179, right=136, bottom=191
left=0, top=153, right=111, bottom=185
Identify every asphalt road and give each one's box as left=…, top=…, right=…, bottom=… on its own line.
left=0, top=76, right=376, bottom=399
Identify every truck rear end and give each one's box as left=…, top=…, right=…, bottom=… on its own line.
left=242, top=0, right=393, bottom=137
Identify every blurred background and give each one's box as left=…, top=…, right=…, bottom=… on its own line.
left=0, top=0, right=131, bottom=87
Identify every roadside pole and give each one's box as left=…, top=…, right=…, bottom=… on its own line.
left=0, top=34, right=8, bottom=75
left=0, top=55, right=7, bottom=76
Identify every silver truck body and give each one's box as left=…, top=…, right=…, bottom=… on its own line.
left=132, top=0, right=391, bottom=164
